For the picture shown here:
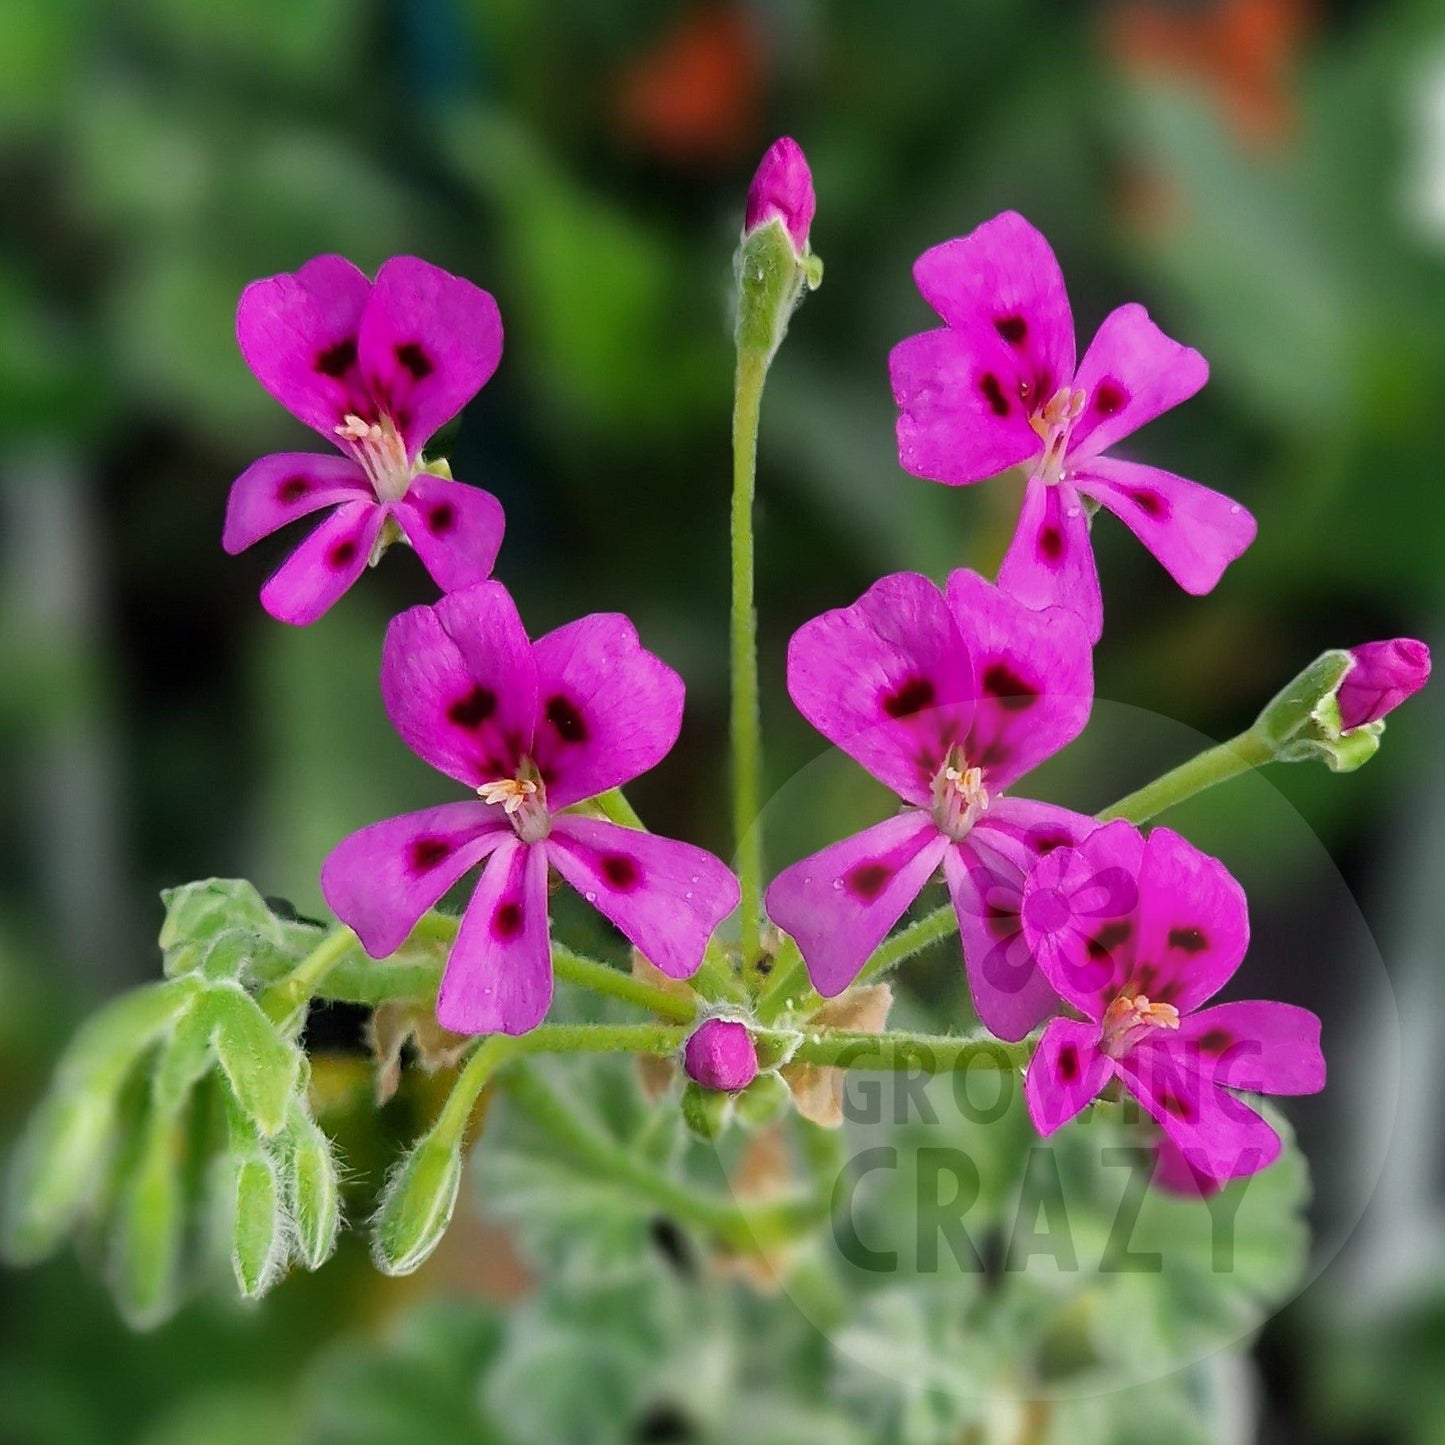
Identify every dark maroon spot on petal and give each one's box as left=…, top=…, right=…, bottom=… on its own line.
left=882, top=676, right=936, bottom=720
left=1038, top=527, right=1064, bottom=565
left=408, top=837, right=452, bottom=873
left=392, top=406, right=413, bottom=433
left=979, top=372, right=1010, bottom=417
left=985, top=902, right=1019, bottom=939
left=1197, top=1028, right=1232, bottom=1055
left=845, top=862, right=891, bottom=902
left=448, top=685, right=496, bottom=730
left=428, top=502, right=456, bottom=535
left=327, top=538, right=359, bottom=570
left=1086, top=921, right=1132, bottom=962
left=277, top=476, right=310, bottom=505
left=395, top=342, right=433, bottom=381
left=544, top=694, right=588, bottom=744
left=1133, top=962, right=1157, bottom=992
left=995, top=315, right=1027, bottom=345
left=1128, top=487, right=1169, bottom=521
left=492, top=900, right=524, bottom=940
left=1092, top=380, right=1128, bottom=417
left=1058, top=1044, right=1080, bottom=1083
left=978, top=741, right=1011, bottom=770
left=1160, top=1092, right=1193, bottom=1120
left=1029, top=831, right=1073, bottom=855
left=1168, top=927, right=1207, bottom=954
left=316, top=337, right=357, bottom=378
left=981, top=662, right=1039, bottom=712
left=600, top=853, right=642, bottom=892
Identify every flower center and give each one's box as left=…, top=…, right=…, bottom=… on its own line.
left=930, top=747, right=989, bottom=841
left=478, top=763, right=551, bottom=844
left=335, top=413, right=414, bottom=503
left=1028, top=385, right=1086, bottom=486
left=1101, top=992, right=1180, bottom=1059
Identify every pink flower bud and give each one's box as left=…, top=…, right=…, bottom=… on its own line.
left=682, top=1018, right=758, bottom=1093
left=1337, top=638, right=1431, bottom=730
left=744, top=136, right=815, bottom=253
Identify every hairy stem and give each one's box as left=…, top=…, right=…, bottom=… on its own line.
left=1095, top=726, right=1275, bottom=825
left=731, top=347, right=769, bottom=971
left=258, top=926, right=358, bottom=1026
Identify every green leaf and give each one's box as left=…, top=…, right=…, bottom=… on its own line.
left=280, top=1100, right=341, bottom=1273
left=205, top=983, right=304, bottom=1138
left=106, top=1092, right=189, bottom=1330
left=2, top=979, right=195, bottom=1264
left=158, top=878, right=321, bottom=984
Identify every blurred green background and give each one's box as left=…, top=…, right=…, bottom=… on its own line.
left=1, top=0, right=1442, bottom=1440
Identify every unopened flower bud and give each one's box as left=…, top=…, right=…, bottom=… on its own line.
left=230, top=1153, right=288, bottom=1299
left=281, top=1102, right=341, bottom=1272
left=744, top=136, right=815, bottom=255
left=683, top=1018, right=758, bottom=1094
left=372, top=1129, right=463, bottom=1277
left=108, top=1098, right=188, bottom=1330
left=1336, top=639, right=1430, bottom=731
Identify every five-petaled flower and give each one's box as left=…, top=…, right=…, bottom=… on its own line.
left=1020, top=820, right=1325, bottom=1188
left=764, top=569, right=1096, bottom=1041
left=889, top=212, right=1256, bottom=640
left=321, top=582, right=739, bottom=1035
left=225, top=255, right=507, bottom=625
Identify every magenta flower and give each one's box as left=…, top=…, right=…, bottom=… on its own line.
left=225, top=255, right=507, bottom=625
left=320, top=582, right=739, bottom=1035
left=1020, top=820, right=1325, bottom=1188
left=683, top=1018, right=759, bottom=1093
left=744, top=136, right=815, bottom=254
left=889, top=212, right=1256, bottom=640
left=764, top=569, right=1096, bottom=1041
left=1336, top=638, right=1431, bottom=730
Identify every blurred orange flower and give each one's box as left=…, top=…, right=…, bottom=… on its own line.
left=615, top=5, right=765, bottom=164
left=1105, top=0, right=1314, bottom=147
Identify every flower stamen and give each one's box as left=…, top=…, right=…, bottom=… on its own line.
left=930, top=749, right=990, bottom=840
left=1102, top=992, right=1181, bottom=1058
left=335, top=412, right=413, bottom=503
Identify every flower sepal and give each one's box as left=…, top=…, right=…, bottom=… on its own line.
left=734, top=216, right=820, bottom=365
left=1255, top=649, right=1383, bottom=772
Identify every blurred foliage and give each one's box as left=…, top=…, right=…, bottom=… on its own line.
left=2, top=0, right=1442, bottom=1440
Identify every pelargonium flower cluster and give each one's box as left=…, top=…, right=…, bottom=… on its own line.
left=221, top=141, right=1430, bottom=1199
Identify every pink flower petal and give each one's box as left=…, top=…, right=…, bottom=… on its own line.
left=765, top=811, right=949, bottom=998
left=258, top=499, right=386, bottom=626
left=357, top=256, right=503, bottom=458
left=1177, top=1000, right=1325, bottom=1096
left=890, top=327, right=1041, bottom=486
left=1338, top=639, right=1432, bottom=730
left=1132, top=826, right=1249, bottom=1014
left=944, top=568, right=1094, bottom=790
left=1076, top=456, right=1256, bottom=596
left=786, top=572, right=976, bottom=807
left=1116, top=1039, right=1281, bottom=1186
left=1152, top=1134, right=1226, bottom=1197
left=392, top=472, right=505, bottom=594
left=436, top=839, right=553, bottom=1035
left=744, top=136, right=815, bottom=252
left=529, top=614, right=685, bottom=810
left=943, top=839, right=1060, bottom=1043
left=911, top=212, right=1076, bottom=399
left=1068, top=302, right=1208, bottom=460
left=1024, top=1019, right=1112, bottom=1136
left=998, top=477, right=1103, bottom=643
left=320, top=801, right=510, bottom=958
left=380, top=582, right=537, bottom=790
left=236, top=254, right=373, bottom=441
left=547, top=815, right=739, bottom=980
left=1020, top=819, right=1146, bottom=1021
left=945, top=799, right=1096, bottom=1042
left=222, top=452, right=372, bottom=554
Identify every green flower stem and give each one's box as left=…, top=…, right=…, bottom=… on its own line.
left=857, top=904, right=959, bottom=988
left=755, top=934, right=806, bottom=1020
left=767, top=1028, right=1031, bottom=1073
left=500, top=1060, right=821, bottom=1252
left=731, top=346, right=769, bottom=973
left=258, top=926, right=358, bottom=1027
left=1096, top=725, right=1275, bottom=825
